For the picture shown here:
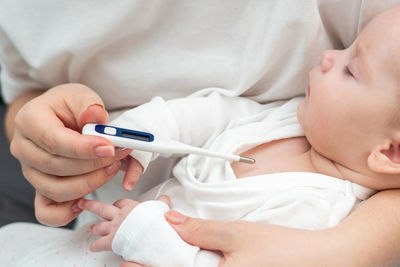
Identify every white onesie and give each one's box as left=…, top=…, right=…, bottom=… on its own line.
left=109, top=94, right=375, bottom=267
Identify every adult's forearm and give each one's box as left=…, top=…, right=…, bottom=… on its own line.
left=327, top=189, right=400, bottom=266
left=165, top=189, right=400, bottom=267
left=5, top=90, right=45, bottom=141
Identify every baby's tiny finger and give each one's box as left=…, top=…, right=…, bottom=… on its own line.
left=157, top=195, right=171, bottom=207
left=120, top=158, right=129, bottom=171
left=91, top=221, right=111, bottom=236
left=113, top=198, right=138, bottom=209
left=89, top=236, right=112, bottom=252
left=122, top=157, right=144, bottom=191
left=78, top=199, right=119, bottom=220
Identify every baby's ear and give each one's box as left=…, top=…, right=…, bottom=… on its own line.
left=368, top=140, right=400, bottom=174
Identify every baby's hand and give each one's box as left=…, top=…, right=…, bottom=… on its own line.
left=78, top=195, right=170, bottom=252
left=78, top=198, right=138, bottom=252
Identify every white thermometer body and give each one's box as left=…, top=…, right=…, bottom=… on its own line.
left=82, top=124, right=255, bottom=164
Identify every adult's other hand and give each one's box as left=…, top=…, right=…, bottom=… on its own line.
left=164, top=210, right=337, bottom=267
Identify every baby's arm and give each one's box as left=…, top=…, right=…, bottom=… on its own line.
left=113, top=93, right=269, bottom=190
left=79, top=197, right=220, bottom=267
left=111, top=93, right=268, bottom=167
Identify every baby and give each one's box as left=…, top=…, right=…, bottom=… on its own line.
left=79, top=5, right=400, bottom=267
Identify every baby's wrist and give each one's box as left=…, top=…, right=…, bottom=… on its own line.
left=112, top=200, right=170, bottom=259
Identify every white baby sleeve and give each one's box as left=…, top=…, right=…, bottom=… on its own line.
left=112, top=201, right=220, bottom=267
left=110, top=93, right=267, bottom=170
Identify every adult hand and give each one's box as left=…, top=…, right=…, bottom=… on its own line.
left=9, top=84, right=134, bottom=226
left=164, top=211, right=337, bottom=267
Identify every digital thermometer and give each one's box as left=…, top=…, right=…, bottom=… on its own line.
left=82, top=124, right=255, bottom=164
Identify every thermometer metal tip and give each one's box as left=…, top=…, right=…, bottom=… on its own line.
left=239, top=156, right=256, bottom=164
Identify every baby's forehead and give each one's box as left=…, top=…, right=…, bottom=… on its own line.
left=359, top=6, right=400, bottom=50
left=358, top=18, right=400, bottom=81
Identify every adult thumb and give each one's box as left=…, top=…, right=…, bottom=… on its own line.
left=164, top=210, right=238, bottom=253
left=78, top=104, right=109, bottom=129
left=57, top=83, right=109, bottom=129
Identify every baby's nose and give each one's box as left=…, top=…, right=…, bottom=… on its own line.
left=321, top=50, right=334, bottom=73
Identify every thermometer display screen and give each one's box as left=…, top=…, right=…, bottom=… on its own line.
left=121, top=131, right=151, bottom=142
left=94, top=124, right=154, bottom=142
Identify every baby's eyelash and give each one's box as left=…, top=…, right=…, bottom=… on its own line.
left=343, top=66, right=353, bottom=77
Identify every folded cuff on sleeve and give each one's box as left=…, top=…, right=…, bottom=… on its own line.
left=112, top=200, right=199, bottom=267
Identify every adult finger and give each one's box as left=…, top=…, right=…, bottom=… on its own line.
left=42, top=83, right=109, bottom=130
left=22, top=161, right=121, bottom=202
left=78, top=103, right=109, bottom=129
left=58, top=83, right=109, bottom=130
left=16, top=103, right=113, bottom=160
left=122, top=157, right=144, bottom=191
left=34, top=192, right=82, bottom=226
left=14, top=84, right=111, bottom=159
left=164, top=210, right=238, bottom=252
left=15, top=135, right=131, bottom=176
left=78, top=199, right=119, bottom=221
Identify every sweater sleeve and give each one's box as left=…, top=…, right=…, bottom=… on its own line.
left=112, top=201, right=220, bottom=267
left=110, top=92, right=265, bottom=170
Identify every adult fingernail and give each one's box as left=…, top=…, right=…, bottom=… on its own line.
left=87, top=103, right=104, bottom=109
left=165, top=210, right=187, bottom=225
left=94, top=145, right=115, bottom=158
left=105, top=161, right=121, bottom=176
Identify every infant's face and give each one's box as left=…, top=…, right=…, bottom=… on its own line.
left=297, top=6, right=400, bottom=168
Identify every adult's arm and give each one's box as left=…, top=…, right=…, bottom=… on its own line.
left=165, top=189, right=400, bottom=266
left=5, top=84, right=133, bottom=226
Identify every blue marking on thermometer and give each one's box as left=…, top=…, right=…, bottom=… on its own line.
left=82, top=124, right=255, bottom=164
